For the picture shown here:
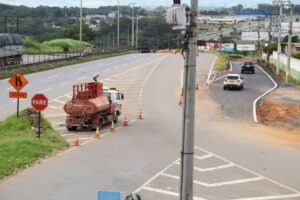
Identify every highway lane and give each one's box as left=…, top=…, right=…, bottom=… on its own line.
left=1, top=54, right=300, bottom=200
left=0, top=53, right=159, bottom=120
left=208, top=61, right=275, bottom=122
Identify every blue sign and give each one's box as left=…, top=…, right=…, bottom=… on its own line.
left=97, top=191, right=121, bottom=200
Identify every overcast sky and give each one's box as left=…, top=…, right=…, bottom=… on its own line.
left=2, top=0, right=297, bottom=8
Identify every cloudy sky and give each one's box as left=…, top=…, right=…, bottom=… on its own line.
left=2, top=0, right=296, bottom=8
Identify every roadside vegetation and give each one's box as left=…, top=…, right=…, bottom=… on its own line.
left=0, top=50, right=132, bottom=80
left=0, top=108, right=69, bottom=180
left=212, top=52, right=230, bottom=71
left=23, top=38, right=91, bottom=54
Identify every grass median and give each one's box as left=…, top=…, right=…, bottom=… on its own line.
left=0, top=50, right=133, bottom=80
left=0, top=108, right=69, bottom=180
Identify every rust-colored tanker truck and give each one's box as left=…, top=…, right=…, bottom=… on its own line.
left=64, top=79, right=124, bottom=131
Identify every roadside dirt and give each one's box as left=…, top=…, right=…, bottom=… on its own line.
left=257, top=85, right=300, bottom=133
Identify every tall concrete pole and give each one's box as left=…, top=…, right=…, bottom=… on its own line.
left=79, top=0, right=83, bottom=55
left=136, top=17, right=139, bottom=49
left=117, top=0, right=120, bottom=46
left=277, top=4, right=283, bottom=75
left=131, top=3, right=135, bottom=47
left=287, top=4, right=294, bottom=83
left=180, top=0, right=198, bottom=199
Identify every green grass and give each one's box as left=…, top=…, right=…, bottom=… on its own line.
left=0, top=50, right=133, bottom=80
left=0, top=108, right=69, bottom=180
left=23, top=38, right=91, bottom=54
left=213, top=52, right=230, bottom=71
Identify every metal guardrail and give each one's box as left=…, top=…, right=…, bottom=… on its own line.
left=0, top=46, right=132, bottom=71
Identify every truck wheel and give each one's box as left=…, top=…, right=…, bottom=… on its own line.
left=113, top=116, right=118, bottom=123
left=67, top=127, right=77, bottom=131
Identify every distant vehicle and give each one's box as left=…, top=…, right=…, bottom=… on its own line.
left=138, top=42, right=151, bottom=53
left=0, top=33, right=23, bottom=66
left=223, top=74, right=244, bottom=90
left=64, top=78, right=124, bottom=131
left=241, top=61, right=255, bottom=74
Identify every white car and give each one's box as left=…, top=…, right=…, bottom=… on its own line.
left=223, top=74, right=244, bottom=90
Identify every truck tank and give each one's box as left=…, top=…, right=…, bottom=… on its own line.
left=64, top=82, right=111, bottom=116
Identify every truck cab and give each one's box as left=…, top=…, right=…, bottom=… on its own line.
left=103, top=88, right=124, bottom=116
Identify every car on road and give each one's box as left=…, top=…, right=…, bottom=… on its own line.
left=241, top=61, right=255, bottom=74
left=223, top=74, right=244, bottom=90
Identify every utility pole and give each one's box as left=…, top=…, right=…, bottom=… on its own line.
left=257, top=19, right=260, bottom=49
left=136, top=16, right=139, bottom=49
left=180, top=0, right=198, bottom=199
left=287, top=4, right=294, bottom=83
left=117, top=0, right=120, bottom=46
left=131, top=2, right=135, bottom=47
left=127, top=24, right=130, bottom=46
left=4, top=16, right=7, bottom=33
left=267, top=17, right=273, bottom=65
left=79, top=0, right=83, bottom=55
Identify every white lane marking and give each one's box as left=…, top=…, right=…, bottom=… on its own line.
left=142, top=186, right=206, bottom=200
left=48, top=75, right=59, bottom=79
left=133, top=159, right=180, bottom=194
left=78, top=76, right=87, bottom=81
left=49, top=105, right=59, bottom=109
left=195, top=147, right=300, bottom=194
left=61, top=81, right=70, bottom=86
left=253, top=64, right=278, bottom=123
left=194, top=163, right=235, bottom=172
left=54, top=99, right=66, bottom=104
left=139, top=56, right=167, bottom=106
left=66, top=94, right=73, bottom=98
left=161, top=173, right=263, bottom=187
left=232, top=193, right=300, bottom=200
left=206, top=58, right=217, bottom=85
left=38, top=88, right=51, bottom=93
left=213, top=60, right=234, bottom=82
left=194, top=154, right=213, bottom=160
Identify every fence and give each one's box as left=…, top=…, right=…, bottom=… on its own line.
left=262, top=51, right=300, bottom=81
left=0, top=45, right=132, bottom=70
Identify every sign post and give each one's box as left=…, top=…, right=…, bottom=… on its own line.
left=8, top=72, right=28, bottom=117
left=31, top=94, right=48, bottom=139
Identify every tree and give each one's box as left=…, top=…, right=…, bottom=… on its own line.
left=63, top=24, right=96, bottom=42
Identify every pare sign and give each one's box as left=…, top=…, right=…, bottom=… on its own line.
left=32, top=94, right=48, bottom=111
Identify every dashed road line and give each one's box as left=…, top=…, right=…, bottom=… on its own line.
left=78, top=76, right=87, bottom=81
left=54, top=99, right=66, bottom=104
left=161, top=173, right=264, bottom=187
left=195, top=154, right=213, bottom=160
left=195, top=147, right=300, bottom=194
left=61, top=81, right=71, bottom=86
left=231, top=193, right=300, bottom=200
left=142, top=186, right=207, bottom=200
left=193, top=163, right=235, bottom=172
left=38, top=88, right=51, bottom=93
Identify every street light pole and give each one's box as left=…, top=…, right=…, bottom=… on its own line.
left=136, top=16, right=139, bottom=49
left=117, top=0, right=120, bottom=46
left=180, top=0, right=198, bottom=199
left=79, top=0, right=83, bottom=55
left=287, top=4, right=294, bottom=83
left=131, top=3, right=135, bottom=47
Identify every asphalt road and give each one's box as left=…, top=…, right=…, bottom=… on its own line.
left=1, top=53, right=300, bottom=200
left=209, top=61, right=275, bottom=122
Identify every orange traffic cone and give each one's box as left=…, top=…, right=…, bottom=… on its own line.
left=110, top=121, right=115, bottom=132
left=138, top=109, right=144, bottom=120
left=123, top=115, right=129, bottom=126
left=95, top=126, right=101, bottom=139
left=74, top=132, right=80, bottom=146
